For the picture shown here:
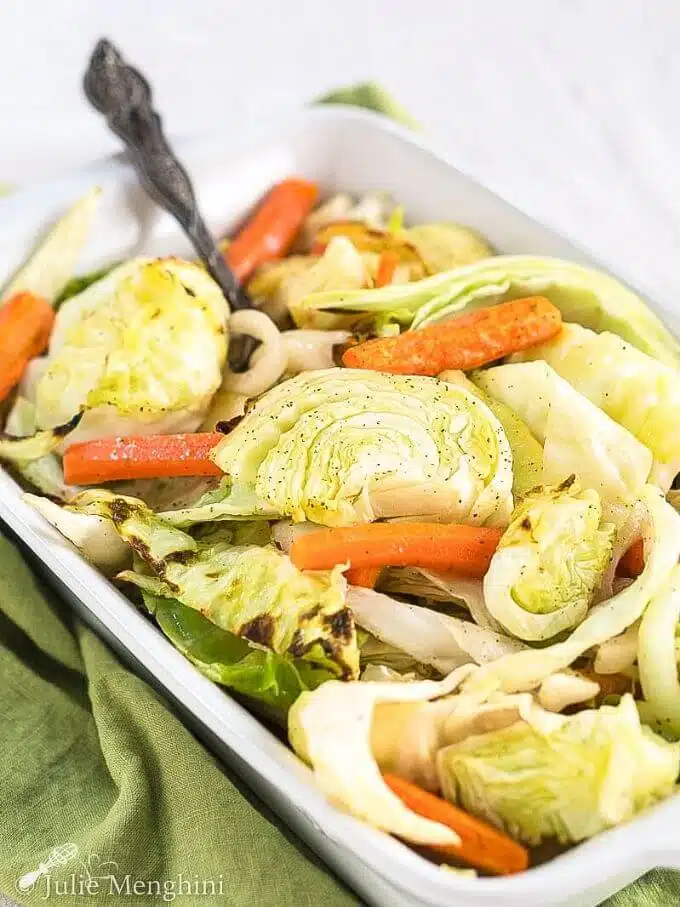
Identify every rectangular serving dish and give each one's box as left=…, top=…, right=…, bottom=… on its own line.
left=1, top=106, right=679, bottom=907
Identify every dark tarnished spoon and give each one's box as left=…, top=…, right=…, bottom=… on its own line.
left=83, top=38, right=255, bottom=370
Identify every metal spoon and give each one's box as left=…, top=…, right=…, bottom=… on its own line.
left=83, top=38, right=255, bottom=370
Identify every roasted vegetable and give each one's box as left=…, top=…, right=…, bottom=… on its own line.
left=211, top=368, right=513, bottom=527
left=484, top=478, right=615, bottom=641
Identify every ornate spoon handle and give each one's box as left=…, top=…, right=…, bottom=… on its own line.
left=83, top=38, right=251, bottom=313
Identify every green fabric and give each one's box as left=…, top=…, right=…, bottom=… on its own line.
left=0, top=82, right=677, bottom=907
left=0, top=531, right=359, bottom=906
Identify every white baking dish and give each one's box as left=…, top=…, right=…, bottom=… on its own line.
left=1, top=106, right=678, bottom=907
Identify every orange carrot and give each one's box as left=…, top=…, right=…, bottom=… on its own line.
left=384, top=774, right=529, bottom=876
left=343, top=296, right=562, bottom=375
left=0, top=292, right=54, bottom=402
left=290, top=523, right=501, bottom=577
left=226, top=178, right=319, bottom=282
left=63, top=433, right=223, bottom=485
left=345, top=565, right=382, bottom=587
left=617, top=538, right=645, bottom=578
left=375, top=250, right=400, bottom=288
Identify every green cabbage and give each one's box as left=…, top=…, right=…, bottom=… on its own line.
left=211, top=369, right=513, bottom=527
left=141, top=591, right=332, bottom=721
left=359, top=632, right=435, bottom=679
left=288, top=668, right=472, bottom=846
left=1, top=187, right=100, bottom=305
left=514, top=323, right=680, bottom=490
left=0, top=412, right=82, bottom=463
left=440, top=369, right=542, bottom=498
left=2, top=397, right=78, bottom=497
left=437, top=695, right=679, bottom=845
left=638, top=565, right=680, bottom=739
left=403, top=223, right=493, bottom=273
left=484, top=478, right=615, bottom=641
left=294, top=256, right=679, bottom=366
left=71, top=490, right=358, bottom=679
left=34, top=258, right=228, bottom=442
left=377, top=567, right=500, bottom=629
left=25, top=493, right=130, bottom=574
left=285, top=237, right=369, bottom=330
left=464, top=484, right=680, bottom=695
left=158, top=480, right=276, bottom=528
left=473, top=362, right=652, bottom=506
left=347, top=587, right=524, bottom=675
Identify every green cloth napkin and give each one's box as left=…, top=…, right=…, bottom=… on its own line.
left=0, top=530, right=360, bottom=907
left=0, top=84, right=677, bottom=907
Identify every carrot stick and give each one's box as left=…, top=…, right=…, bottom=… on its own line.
left=383, top=774, right=529, bottom=876
left=63, top=433, right=223, bottom=485
left=0, top=292, right=54, bottom=402
left=345, top=565, right=382, bottom=587
left=226, top=178, right=319, bottom=282
left=617, top=538, right=645, bottom=578
left=343, top=296, right=562, bottom=375
left=375, top=250, right=400, bottom=288
left=290, top=523, right=501, bottom=577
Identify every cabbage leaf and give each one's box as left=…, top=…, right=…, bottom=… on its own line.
left=437, top=695, right=679, bottom=845
left=464, top=485, right=680, bottom=694
left=25, top=493, right=130, bottom=574
left=70, top=490, right=358, bottom=679
left=347, top=586, right=524, bottom=675
left=638, top=564, right=680, bottom=739
left=2, top=397, right=78, bottom=497
left=293, top=256, right=680, bottom=367
left=440, top=369, right=542, bottom=498
left=0, top=412, right=82, bottom=463
left=141, top=591, right=332, bottom=721
left=484, top=478, right=615, bottom=641
left=473, top=362, right=652, bottom=505
left=515, top=323, right=680, bottom=490
left=288, top=668, right=473, bottom=846
left=1, top=187, right=100, bottom=305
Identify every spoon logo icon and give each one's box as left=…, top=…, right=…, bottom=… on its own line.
left=16, top=843, right=79, bottom=892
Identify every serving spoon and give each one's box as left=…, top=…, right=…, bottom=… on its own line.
left=83, top=38, right=255, bottom=370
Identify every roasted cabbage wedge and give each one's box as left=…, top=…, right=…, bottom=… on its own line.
left=141, top=591, right=332, bottom=721
left=464, top=484, right=680, bottom=694
left=515, top=323, right=680, bottom=490
left=484, top=478, right=616, bottom=641
left=69, top=490, right=359, bottom=679
left=437, top=695, right=679, bottom=846
left=473, top=362, right=653, bottom=506
left=210, top=368, right=513, bottom=527
left=33, top=258, right=229, bottom=445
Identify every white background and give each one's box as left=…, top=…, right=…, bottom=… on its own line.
left=2, top=0, right=680, bottom=305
